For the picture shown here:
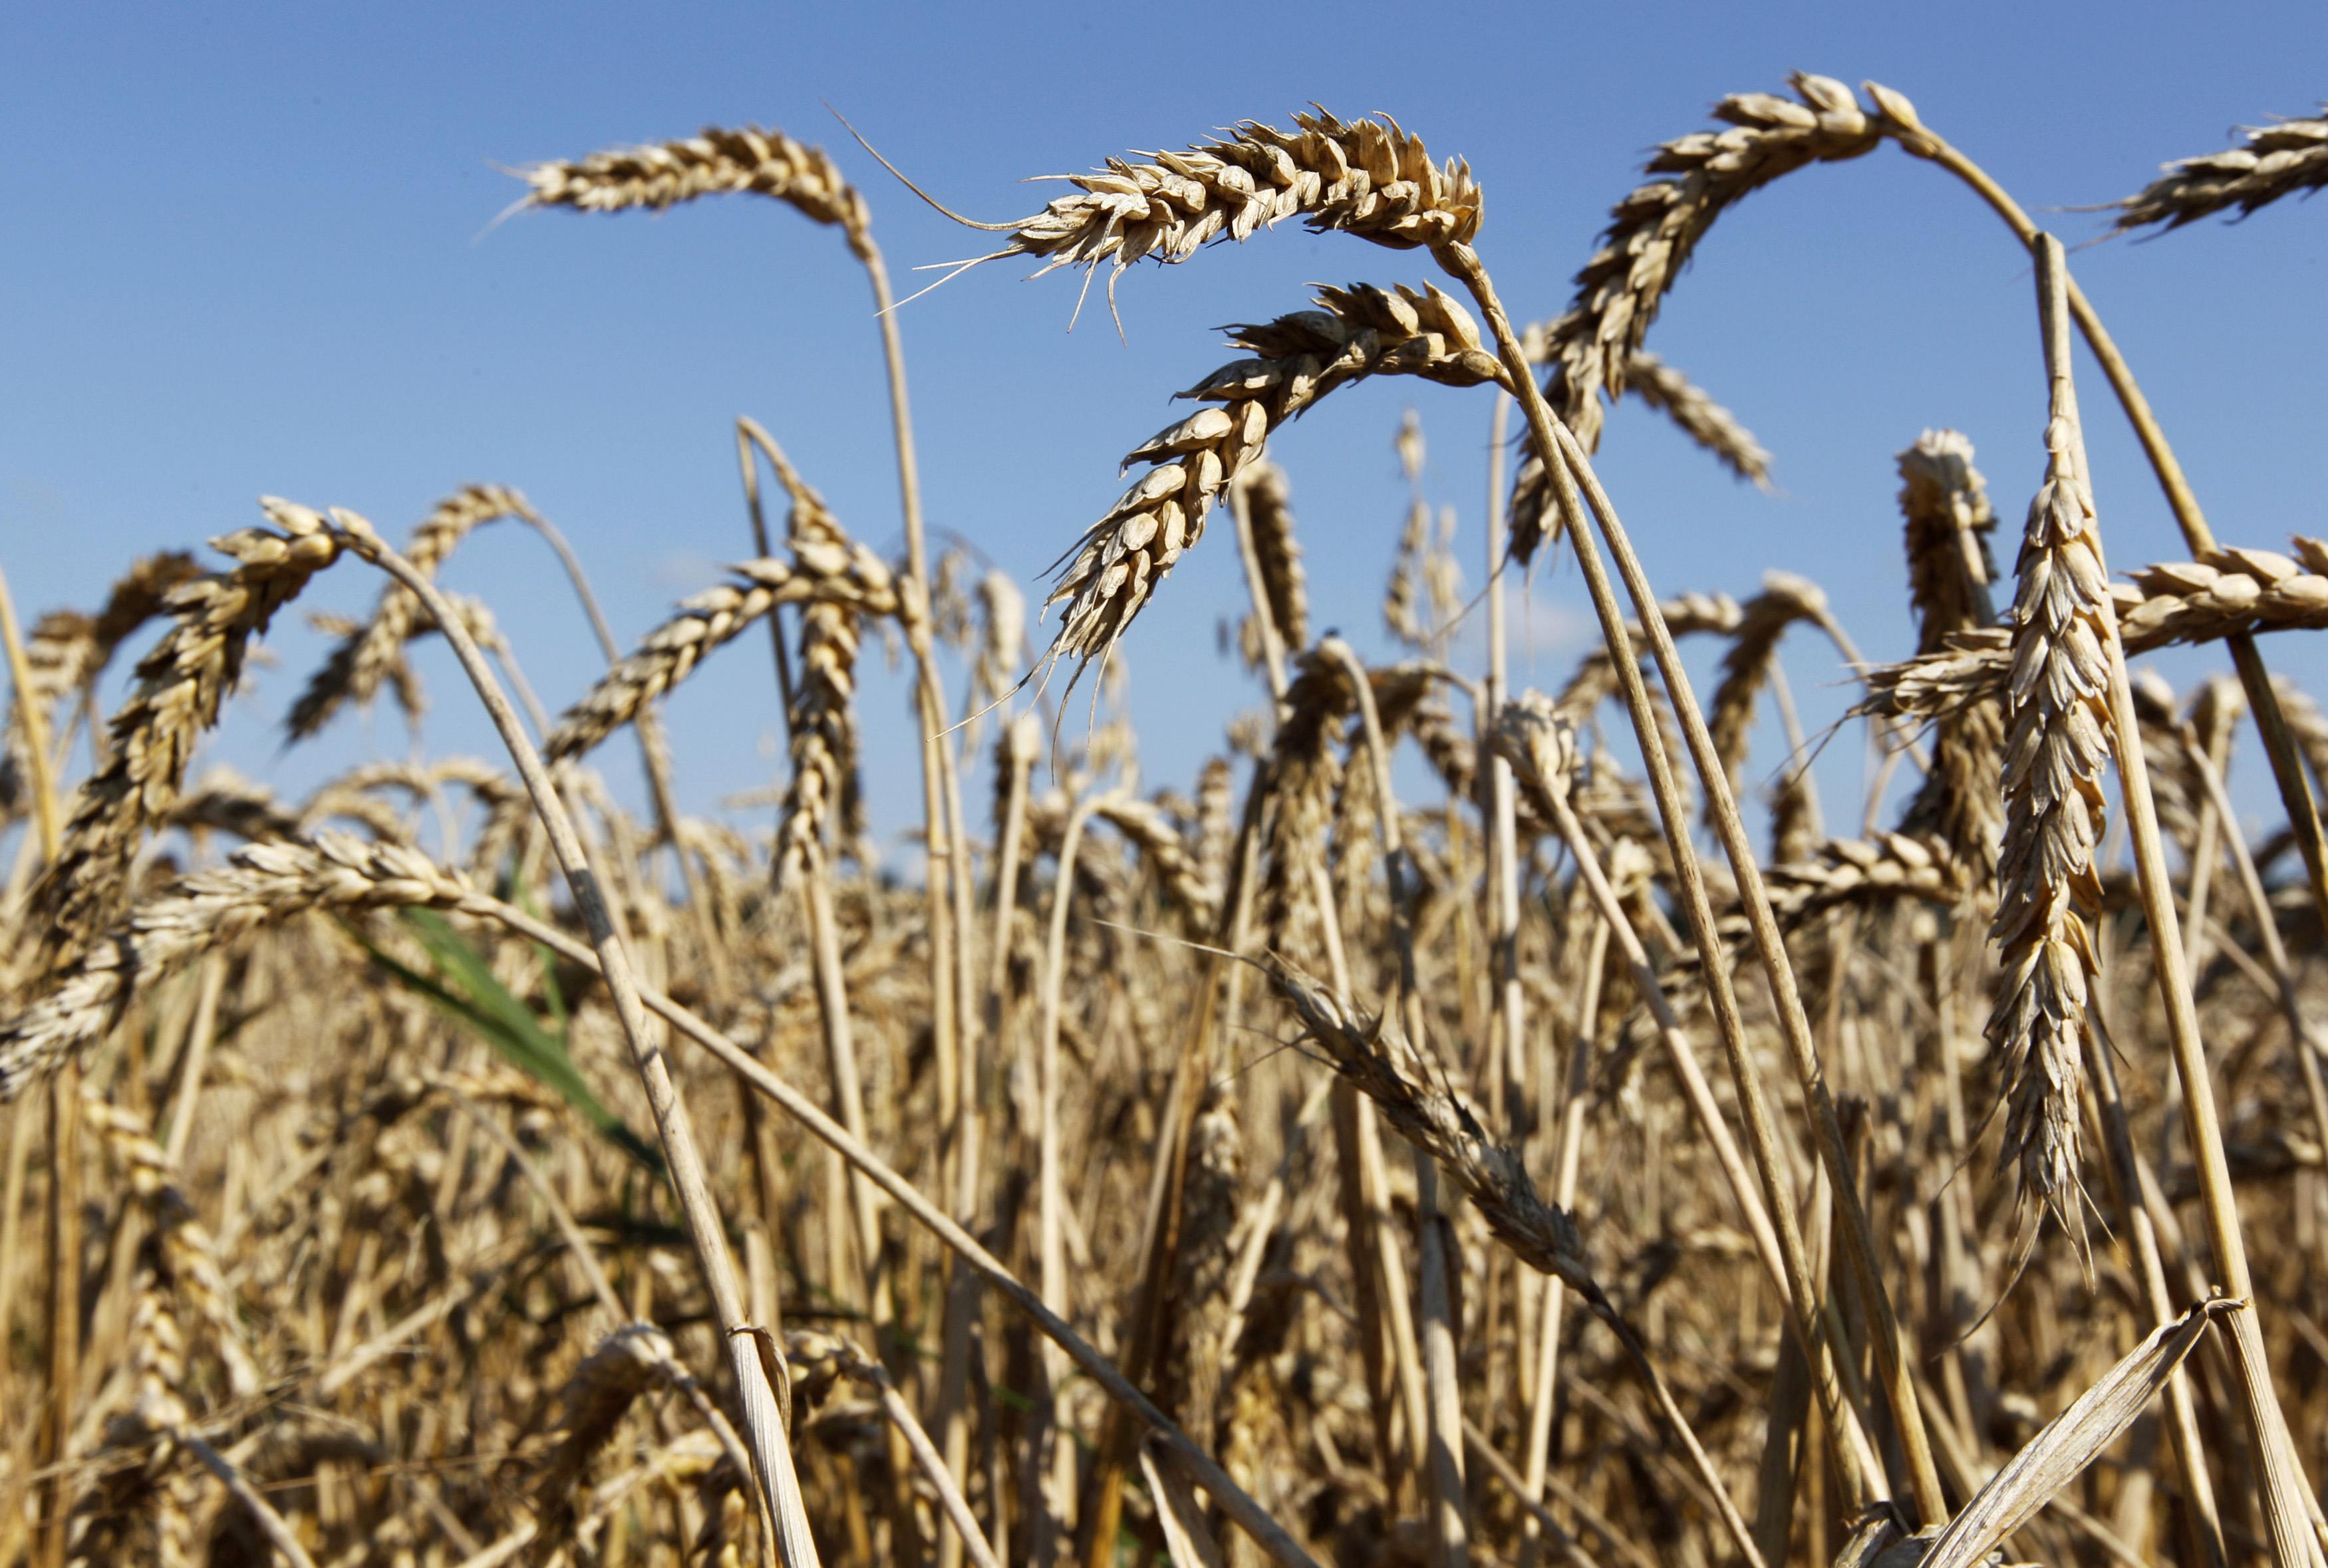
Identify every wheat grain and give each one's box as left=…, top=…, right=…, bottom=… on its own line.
left=1042, top=283, right=1505, bottom=679
left=1618, top=351, right=1773, bottom=485
left=2113, top=106, right=2328, bottom=234
left=1708, top=571, right=1834, bottom=807
left=1894, top=431, right=2007, bottom=874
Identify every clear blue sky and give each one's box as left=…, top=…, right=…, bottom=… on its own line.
left=6, top=1, right=2324, bottom=862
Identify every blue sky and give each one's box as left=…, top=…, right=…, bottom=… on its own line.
left=5, top=1, right=2324, bottom=864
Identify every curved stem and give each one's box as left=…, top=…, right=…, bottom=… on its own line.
left=322, top=513, right=818, bottom=1567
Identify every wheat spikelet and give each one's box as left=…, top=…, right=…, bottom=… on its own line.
left=1988, top=406, right=2116, bottom=1262
left=517, top=124, right=872, bottom=253
left=1509, top=72, right=1925, bottom=557
left=1896, top=431, right=2007, bottom=876
left=761, top=451, right=868, bottom=889
left=30, top=500, right=345, bottom=965
left=1619, top=350, right=1773, bottom=485
left=1262, top=954, right=1590, bottom=1291
left=285, top=484, right=535, bottom=742
left=2113, top=106, right=2328, bottom=234
left=530, top=1323, right=690, bottom=1551
left=1765, top=831, right=1962, bottom=923
left=1860, top=535, right=2328, bottom=719
left=84, top=1091, right=261, bottom=1399
left=1255, top=654, right=1358, bottom=960
left=998, top=110, right=1482, bottom=299
left=543, top=547, right=909, bottom=763
left=1554, top=590, right=1743, bottom=721
left=2, top=831, right=472, bottom=1099
left=1707, top=570, right=1833, bottom=805
left=1097, top=793, right=1223, bottom=930
left=1042, top=283, right=1505, bottom=679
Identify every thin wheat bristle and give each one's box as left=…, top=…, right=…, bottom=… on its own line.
left=2113, top=106, right=2328, bottom=234
left=1041, top=283, right=1505, bottom=678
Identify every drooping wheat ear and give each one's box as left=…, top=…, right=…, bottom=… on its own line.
left=1, top=831, right=470, bottom=1100
left=284, top=484, right=536, bottom=742
left=1859, top=534, right=2328, bottom=719
left=1254, top=654, right=1360, bottom=961
left=1235, top=461, right=1306, bottom=673
left=1193, top=755, right=1237, bottom=897
left=1764, top=831, right=1963, bottom=924
left=972, top=567, right=1027, bottom=721
left=3, top=553, right=203, bottom=816
left=83, top=1091, right=260, bottom=1399
left=517, top=124, right=873, bottom=255
left=2112, top=106, right=2328, bottom=234
left=1706, top=571, right=1833, bottom=807
left=1096, top=793, right=1223, bottom=930
left=1042, top=283, right=1505, bottom=680
left=31, top=501, right=345, bottom=967
left=1618, top=350, right=1774, bottom=485
left=1989, top=402, right=2117, bottom=1264
left=757, top=448, right=867, bottom=889
left=1509, top=72, right=1925, bottom=557
left=1895, top=430, right=2007, bottom=876
left=164, top=767, right=310, bottom=845
left=996, top=110, right=1481, bottom=299
left=531, top=1323, right=694, bottom=1550
left=543, top=547, right=911, bottom=764
left=1554, top=590, right=1743, bottom=722
left=1261, top=952, right=1585, bottom=1285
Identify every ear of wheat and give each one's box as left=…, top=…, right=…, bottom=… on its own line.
left=766, top=457, right=869, bottom=888
left=30, top=501, right=344, bottom=966
left=518, top=124, right=871, bottom=252
left=1894, top=432, right=2007, bottom=874
left=1859, top=534, right=2328, bottom=720
left=2113, top=106, right=2328, bottom=234
left=995, top=111, right=1482, bottom=300
left=1042, top=283, right=1503, bottom=679
left=1989, top=408, right=2116, bottom=1264
left=285, top=485, right=536, bottom=741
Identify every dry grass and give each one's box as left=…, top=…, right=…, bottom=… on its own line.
left=6, top=82, right=2328, bottom=1568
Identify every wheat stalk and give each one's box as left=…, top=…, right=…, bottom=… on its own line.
left=29, top=500, right=344, bottom=966
left=2112, top=106, right=2328, bottom=234
left=1041, top=283, right=1504, bottom=678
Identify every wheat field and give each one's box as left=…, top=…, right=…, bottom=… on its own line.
left=4, top=73, right=2328, bottom=1568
